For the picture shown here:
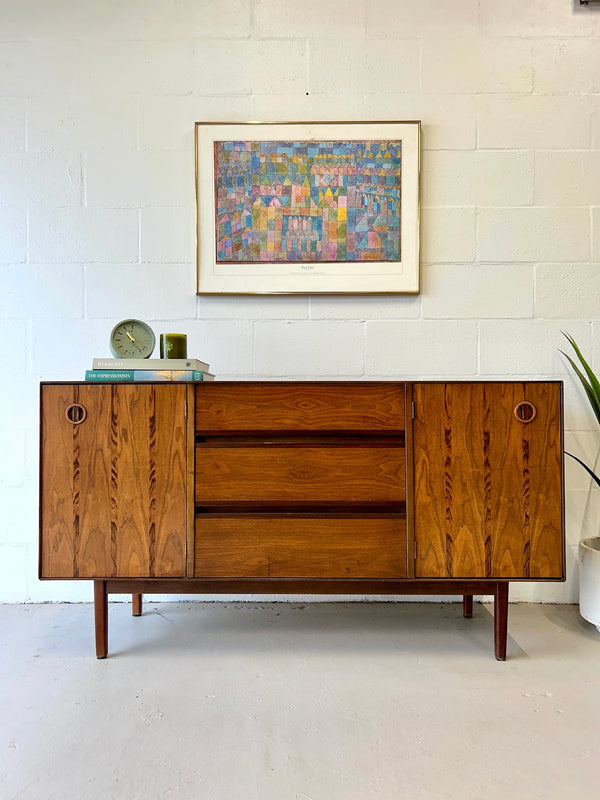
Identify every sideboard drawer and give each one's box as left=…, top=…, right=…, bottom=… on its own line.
left=195, top=444, right=406, bottom=505
left=194, top=514, right=407, bottom=578
left=195, top=383, right=405, bottom=434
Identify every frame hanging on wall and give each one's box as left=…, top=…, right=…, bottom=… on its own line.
left=195, top=121, right=421, bottom=295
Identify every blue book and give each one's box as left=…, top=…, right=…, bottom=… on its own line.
left=85, top=370, right=214, bottom=382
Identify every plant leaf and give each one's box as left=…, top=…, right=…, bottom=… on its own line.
left=562, top=331, right=600, bottom=401
left=565, top=451, right=600, bottom=489
left=560, top=350, right=600, bottom=425
left=561, top=331, right=600, bottom=426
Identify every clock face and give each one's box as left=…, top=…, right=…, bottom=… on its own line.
left=109, top=319, right=156, bottom=359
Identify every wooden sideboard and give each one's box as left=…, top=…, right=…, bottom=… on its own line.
left=39, top=381, right=565, bottom=659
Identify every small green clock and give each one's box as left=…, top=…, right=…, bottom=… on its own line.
left=109, top=319, right=156, bottom=359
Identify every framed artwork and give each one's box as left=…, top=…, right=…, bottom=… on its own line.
left=195, top=121, right=421, bottom=295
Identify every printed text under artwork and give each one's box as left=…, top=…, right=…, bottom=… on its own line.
left=214, top=140, right=402, bottom=263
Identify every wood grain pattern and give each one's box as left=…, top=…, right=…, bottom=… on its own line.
left=40, top=384, right=188, bottom=579
left=413, top=382, right=563, bottom=579
left=195, top=383, right=405, bottom=434
left=194, top=515, right=407, bottom=578
left=185, top=384, right=197, bottom=578
left=195, top=444, right=406, bottom=505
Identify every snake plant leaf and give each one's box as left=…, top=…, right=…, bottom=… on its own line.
left=560, top=350, right=600, bottom=426
left=561, top=332, right=600, bottom=486
left=565, top=451, right=600, bottom=489
left=562, top=331, right=600, bottom=400
left=560, top=332, right=600, bottom=427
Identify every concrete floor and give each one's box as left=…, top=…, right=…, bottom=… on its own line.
left=1, top=601, right=599, bottom=800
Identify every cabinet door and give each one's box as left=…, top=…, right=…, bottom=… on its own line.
left=40, top=384, right=188, bottom=579
left=413, top=383, right=564, bottom=579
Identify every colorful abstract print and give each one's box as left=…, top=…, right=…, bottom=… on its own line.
left=214, top=140, right=402, bottom=263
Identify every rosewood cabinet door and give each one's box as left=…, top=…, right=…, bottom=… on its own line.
left=40, top=384, right=188, bottom=579
left=413, top=382, right=564, bottom=580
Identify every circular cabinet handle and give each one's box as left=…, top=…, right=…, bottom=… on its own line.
left=514, top=401, right=537, bottom=424
left=65, top=403, right=87, bottom=425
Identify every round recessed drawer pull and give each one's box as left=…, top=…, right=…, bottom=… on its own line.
left=514, top=401, right=537, bottom=424
left=65, top=403, right=87, bottom=425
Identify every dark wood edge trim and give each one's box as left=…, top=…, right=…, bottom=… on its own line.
left=105, top=578, right=514, bottom=595
left=195, top=434, right=406, bottom=444
left=405, top=382, right=415, bottom=579
left=559, top=381, right=567, bottom=581
left=38, top=384, right=44, bottom=580
left=41, top=380, right=565, bottom=386
left=194, top=507, right=406, bottom=516
left=40, top=575, right=566, bottom=583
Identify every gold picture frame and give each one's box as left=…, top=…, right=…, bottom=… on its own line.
left=195, top=121, right=421, bottom=295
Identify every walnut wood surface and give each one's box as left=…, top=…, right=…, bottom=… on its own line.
left=94, top=580, right=108, bottom=659
left=195, top=444, right=406, bottom=504
left=413, top=382, right=563, bottom=579
left=494, top=582, right=509, bottom=661
left=194, top=515, right=407, bottom=578
left=41, top=380, right=564, bottom=660
left=40, top=384, right=188, bottom=579
left=195, top=383, right=405, bottom=433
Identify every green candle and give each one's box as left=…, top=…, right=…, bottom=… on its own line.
left=160, top=333, right=187, bottom=359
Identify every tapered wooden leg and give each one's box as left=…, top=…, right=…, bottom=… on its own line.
left=94, top=580, right=108, bottom=659
left=462, top=595, right=473, bottom=618
left=494, top=582, right=509, bottom=661
left=132, top=593, right=143, bottom=616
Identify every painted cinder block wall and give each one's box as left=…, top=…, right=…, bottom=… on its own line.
left=1, top=0, right=599, bottom=602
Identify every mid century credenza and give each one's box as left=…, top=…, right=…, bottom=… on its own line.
left=39, top=381, right=565, bottom=659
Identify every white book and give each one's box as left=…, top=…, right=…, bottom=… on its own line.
left=92, top=357, right=209, bottom=371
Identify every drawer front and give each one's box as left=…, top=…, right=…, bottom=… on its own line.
left=195, top=515, right=407, bottom=578
left=195, top=445, right=406, bottom=505
left=195, top=383, right=405, bottom=433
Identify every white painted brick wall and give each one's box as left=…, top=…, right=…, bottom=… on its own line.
left=254, top=320, right=364, bottom=377
left=593, top=209, right=600, bottom=261
left=422, top=265, right=534, bottom=320
left=421, top=207, right=476, bottom=263
left=1, top=0, right=599, bottom=603
left=0, top=208, right=27, bottom=265
left=364, top=94, right=478, bottom=150
left=478, top=94, right=592, bottom=149
left=310, top=38, right=420, bottom=95
left=0, top=97, right=26, bottom=151
left=478, top=207, right=590, bottom=262
left=423, top=151, right=534, bottom=207
left=28, top=208, right=139, bottom=263
left=254, top=0, right=367, bottom=38
left=421, top=37, right=533, bottom=95
left=366, top=320, right=478, bottom=377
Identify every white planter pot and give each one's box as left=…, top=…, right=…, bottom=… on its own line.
left=579, top=537, right=600, bottom=633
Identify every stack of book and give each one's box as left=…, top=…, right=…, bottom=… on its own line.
left=85, top=358, right=215, bottom=382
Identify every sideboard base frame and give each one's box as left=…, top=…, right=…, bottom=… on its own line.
left=94, top=579, right=510, bottom=661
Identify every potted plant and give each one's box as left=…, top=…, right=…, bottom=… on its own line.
left=561, top=332, right=600, bottom=632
